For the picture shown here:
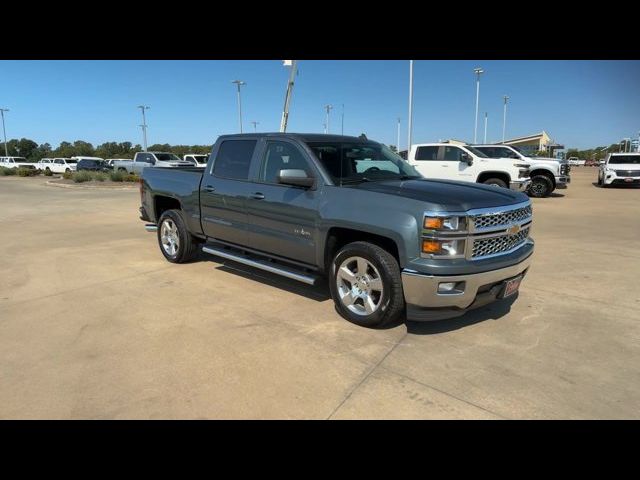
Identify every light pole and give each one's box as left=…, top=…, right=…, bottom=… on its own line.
left=251, top=121, right=259, bottom=132
left=502, top=95, right=509, bottom=143
left=341, top=104, right=344, bottom=135
left=397, top=117, right=401, bottom=152
left=0, top=108, right=9, bottom=157
left=407, top=60, right=414, bottom=155
left=137, top=105, right=149, bottom=152
left=232, top=80, right=246, bottom=133
left=280, top=61, right=297, bottom=133
left=473, top=67, right=484, bottom=143
left=483, top=112, right=488, bottom=144
left=323, top=122, right=327, bottom=134
left=324, top=104, right=333, bottom=134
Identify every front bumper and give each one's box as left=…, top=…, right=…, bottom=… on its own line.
left=603, top=173, right=640, bottom=185
left=555, top=176, right=570, bottom=188
left=509, top=180, right=531, bottom=192
left=402, top=246, right=533, bottom=321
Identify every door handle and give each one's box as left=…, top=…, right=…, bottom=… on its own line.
left=441, top=164, right=449, bottom=167
left=204, top=185, right=215, bottom=193
left=250, top=192, right=265, bottom=200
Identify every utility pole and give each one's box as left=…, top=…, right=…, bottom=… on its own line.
left=397, top=117, right=401, bottom=152
left=407, top=60, right=414, bottom=156
left=341, top=104, right=344, bottom=135
left=0, top=108, right=9, bottom=157
left=251, top=121, right=259, bottom=132
left=137, top=105, right=149, bottom=151
left=279, top=60, right=297, bottom=133
left=473, top=67, right=484, bottom=143
left=484, top=112, right=488, bottom=144
left=324, top=104, right=333, bottom=134
left=502, top=95, right=509, bottom=143
left=232, top=80, right=246, bottom=133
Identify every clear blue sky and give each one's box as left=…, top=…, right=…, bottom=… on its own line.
left=0, top=60, right=638, bottom=150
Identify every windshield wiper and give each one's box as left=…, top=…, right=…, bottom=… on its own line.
left=340, top=177, right=373, bottom=185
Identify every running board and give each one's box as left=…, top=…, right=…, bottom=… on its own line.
left=145, top=224, right=158, bottom=232
left=202, top=245, right=318, bottom=285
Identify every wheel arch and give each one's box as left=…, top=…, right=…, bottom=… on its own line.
left=476, top=171, right=511, bottom=184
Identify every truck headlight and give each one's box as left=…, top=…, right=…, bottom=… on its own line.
left=423, top=216, right=466, bottom=231
left=422, top=239, right=466, bottom=256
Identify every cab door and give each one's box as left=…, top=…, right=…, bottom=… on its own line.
left=410, top=145, right=440, bottom=178
left=441, top=146, right=474, bottom=181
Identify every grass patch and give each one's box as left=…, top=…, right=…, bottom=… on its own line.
left=0, top=166, right=17, bottom=176
left=17, top=167, right=38, bottom=177
left=44, top=169, right=53, bottom=176
left=73, top=171, right=93, bottom=183
left=109, top=171, right=125, bottom=182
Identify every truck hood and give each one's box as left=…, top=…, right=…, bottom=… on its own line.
left=348, top=178, right=529, bottom=211
left=607, top=163, right=640, bottom=170
left=527, top=156, right=562, bottom=164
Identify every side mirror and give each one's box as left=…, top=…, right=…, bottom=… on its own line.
left=277, top=169, right=315, bottom=188
left=462, top=153, right=473, bottom=165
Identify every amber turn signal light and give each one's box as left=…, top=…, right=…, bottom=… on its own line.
left=424, top=217, right=443, bottom=229
left=422, top=240, right=442, bottom=254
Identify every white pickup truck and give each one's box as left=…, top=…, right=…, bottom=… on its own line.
left=113, top=152, right=194, bottom=174
left=406, top=143, right=531, bottom=192
left=472, top=144, right=570, bottom=197
left=183, top=153, right=208, bottom=166
left=39, top=158, right=78, bottom=173
left=597, top=152, right=640, bottom=187
left=0, top=156, right=37, bottom=169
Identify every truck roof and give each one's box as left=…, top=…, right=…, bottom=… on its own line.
left=217, top=133, right=376, bottom=144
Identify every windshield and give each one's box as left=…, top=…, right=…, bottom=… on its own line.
left=464, top=146, right=489, bottom=158
left=66, top=160, right=78, bottom=164
left=193, top=155, right=208, bottom=163
left=609, top=155, right=640, bottom=165
left=155, top=153, right=182, bottom=162
left=306, top=142, right=421, bottom=184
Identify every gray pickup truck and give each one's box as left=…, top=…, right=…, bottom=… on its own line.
left=140, top=133, right=534, bottom=328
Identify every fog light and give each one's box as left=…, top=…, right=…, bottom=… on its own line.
left=438, top=281, right=465, bottom=294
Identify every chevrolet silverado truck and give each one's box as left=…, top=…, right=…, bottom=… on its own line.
left=139, top=133, right=534, bottom=328
left=114, top=151, right=194, bottom=174
left=471, top=144, right=570, bottom=197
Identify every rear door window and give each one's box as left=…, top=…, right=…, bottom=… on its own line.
left=415, top=146, right=439, bottom=160
left=213, top=140, right=257, bottom=180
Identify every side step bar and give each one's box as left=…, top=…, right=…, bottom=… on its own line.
left=145, top=224, right=158, bottom=232
left=202, top=245, right=318, bottom=286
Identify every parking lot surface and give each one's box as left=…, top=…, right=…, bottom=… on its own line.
left=1, top=170, right=638, bottom=419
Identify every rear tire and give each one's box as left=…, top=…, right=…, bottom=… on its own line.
left=482, top=178, right=508, bottom=188
left=157, top=209, right=200, bottom=263
left=118, top=167, right=127, bottom=172
left=329, top=241, right=404, bottom=328
left=528, top=175, right=553, bottom=197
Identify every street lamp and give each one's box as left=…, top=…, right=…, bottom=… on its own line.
left=502, top=95, right=509, bottom=143
left=232, top=80, right=246, bottom=133
left=473, top=67, right=484, bottom=143
left=408, top=60, right=414, bottom=155
left=397, top=117, right=401, bottom=152
left=251, top=121, right=259, bottom=132
left=324, top=104, right=333, bottom=133
left=137, top=105, right=150, bottom=152
left=0, top=108, right=9, bottom=157
left=483, top=112, right=488, bottom=144
left=341, top=104, right=344, bottom=135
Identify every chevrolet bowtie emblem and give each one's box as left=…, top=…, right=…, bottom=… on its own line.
left=507, top=224, right=521, bottom=235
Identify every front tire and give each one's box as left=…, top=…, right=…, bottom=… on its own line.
left=482, top=178, right=508, bottom=188
left=157, top=209, right=200, bottom=263
left=329, top=241, right=405, bottom=328
left=528, top=175, right=554, bottom=197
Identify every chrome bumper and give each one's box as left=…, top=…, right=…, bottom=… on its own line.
left=555, top=176, right=570, bottom=188
left=509, top=180, right=531, bottom=192
left=402, top=248, right=533, bottom=314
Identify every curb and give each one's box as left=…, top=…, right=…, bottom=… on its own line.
left=44, top=180, right=138, bottom=191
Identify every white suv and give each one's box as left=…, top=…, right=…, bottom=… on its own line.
left=406, top=143, right=531, bottom=192
left=597, top=152, right=640, bottom=187
left=48, top=158, right=78, bottom=173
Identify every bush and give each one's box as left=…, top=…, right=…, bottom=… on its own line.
left=124, top=173, right=140, bottom=182
left=110, top=171, right=125, bottom=182
left=0, top=166, right=16, bottom=176
left=44, top=169, right=53, bottom=176
left=17, top=167, right=38, bottom=177
left=63, top=171, right=73, bottom=180
left=93, top=172, right=107, bottom=182
left=73, top=171, right=92, bottom=183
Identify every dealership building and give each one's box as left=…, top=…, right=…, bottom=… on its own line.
left=500, top=131, right=565, bottom=158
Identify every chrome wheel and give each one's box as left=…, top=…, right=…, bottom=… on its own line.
left=160, top=219, right=180, bottom=256
left=336, top=256, right=384, bottom=316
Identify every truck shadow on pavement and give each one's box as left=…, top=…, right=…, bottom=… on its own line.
left=404, top=294, right=518, bottom=335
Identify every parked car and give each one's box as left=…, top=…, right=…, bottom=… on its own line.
left=568, top=157, right=586, bottom=166
left=105, top=159, right=128, bottom=169
left=114, top=152, right=194, bottom=174
left=183, top=154, right=209, bottom=166
left=406, top=142, right=531, bottom=192
left=0, top=156, right=37, bottom=169
left=37, top=158, right=54, bottom=171
left=76, top=158, right=111, bottom=172
left=597, top=152, right=640, bottom=187
left=139, top=133, right=534, bottom=328
left=471, top=144, right=570, bottom=197
left=47, top=158, right=78, bottom=173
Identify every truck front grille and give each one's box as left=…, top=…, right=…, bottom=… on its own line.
left=615, top=170, right=640, bottom=177
left=471, top=205, right=532, bottom=230
left=472, top=227, right=530, bottom=259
